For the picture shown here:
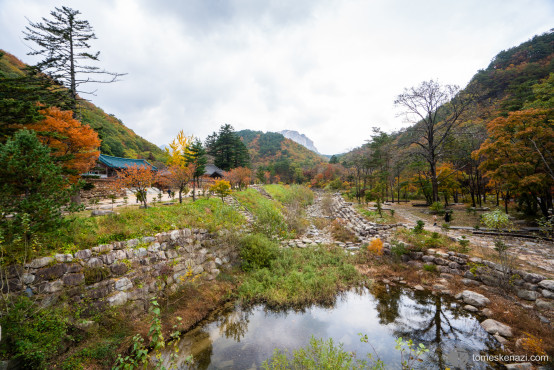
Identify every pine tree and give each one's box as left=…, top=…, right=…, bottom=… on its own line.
left=205, top=124, right=250, bottom=171
left=0, top=129, right=76, bottom=237
left=23, top=6, right=125, bottom=113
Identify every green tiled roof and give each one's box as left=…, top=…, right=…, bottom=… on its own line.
left=98, top=154, right=157, bottom=171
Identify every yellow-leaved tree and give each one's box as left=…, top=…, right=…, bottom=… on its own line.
left=163, top=131, right=195, bottom=203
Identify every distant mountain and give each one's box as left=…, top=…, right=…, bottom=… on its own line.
left=0, top=50, right=167, bottom=165
left=279, top=130, right=319, bottom=153
left=237, top=129, right=326, bottom=181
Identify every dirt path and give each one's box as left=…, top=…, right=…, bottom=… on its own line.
left=390, top=202, right=554, bottom=276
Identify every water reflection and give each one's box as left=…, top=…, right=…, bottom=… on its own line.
left=164, top=285, right=500, bottom=369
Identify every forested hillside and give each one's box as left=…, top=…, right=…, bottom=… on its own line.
left=0, top=50, right=167, bottom=163
left=338, top=31, right=553, bottom=217
left=237, top=129, right=326, bottom=182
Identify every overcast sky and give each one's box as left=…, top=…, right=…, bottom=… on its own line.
left=1, top=1, right=552, bottom=154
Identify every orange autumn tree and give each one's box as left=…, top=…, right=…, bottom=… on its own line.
left=160, top=163, right=195, bottom=203
left=475, top=108, right=554, bottom=217
left=225, top=167, right=252, bottom=190
left=112, top=164, right=158, bottom=209
left=27, top=106, right=100, bottom=183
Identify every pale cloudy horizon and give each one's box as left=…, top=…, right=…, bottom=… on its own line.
left=1, top=0, right=552, bottom=154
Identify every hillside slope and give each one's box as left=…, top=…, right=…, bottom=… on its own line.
left=237, top=129, right=326, bottom=180
left=0, top=49, right=166, bottom=163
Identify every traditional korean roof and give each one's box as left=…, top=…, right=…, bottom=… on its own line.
left=204, top=164, right=224, bottom=177
left=98, top=154, right=157, bottom=171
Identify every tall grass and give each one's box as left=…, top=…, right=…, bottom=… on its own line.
left=238, top=245, right=361, bottom=308
left=234, top=189, right=289, bottom=238
left=264, top=184, right=314, bottom=206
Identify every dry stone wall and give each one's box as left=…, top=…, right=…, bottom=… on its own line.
left=2, top=228, right=238, bottom=314
left=387, top=244, right=554, bottom=312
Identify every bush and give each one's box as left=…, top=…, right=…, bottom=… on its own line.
left=367, top=238, right=384, bottom=256
left=239, top=233, right=279, bottom=272
left=0, top=296, right=68, bottom=369
left=430, top=201, right=444, bottom=214
left=390, top=240, right=407, bottom=257
left=413, top=220, right=425, bottom=233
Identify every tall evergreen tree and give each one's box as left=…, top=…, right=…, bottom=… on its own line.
left=184, top=139, right=207, bottom=201
left=0, top=130, right=76, bottom=238
left=205, top=124, right=250, bottom=171
left=23, top=6, right=125, bottom=113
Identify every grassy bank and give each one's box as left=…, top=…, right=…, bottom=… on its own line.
left=6, top=198, right=245, bottom=263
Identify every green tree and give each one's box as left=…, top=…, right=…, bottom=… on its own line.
left=184, top=138, right=207, bottom=201
left=205, top=124, right=250, bottom=171
left=0, top=52, right=72, bottom=141
left=210, top=179, right=232, bottom=203
left=0, top=129, right=76, bottom=237
left=23, top=6, right=124, bottom=113
left=329, top=155, right=339, bottom=164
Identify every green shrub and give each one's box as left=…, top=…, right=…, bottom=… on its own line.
left=262, top=336, right=356, bottom=370
left=390, top=240, right=407, bottom=257
left=430, top=201, right=444, bottom=214
left=423, top=264, right=437, bottom=273
left=239, top=233, right=279, bottom=272
left=413, top=220, right=425, bottom=234
left=0, top=296, right=68, bottom=369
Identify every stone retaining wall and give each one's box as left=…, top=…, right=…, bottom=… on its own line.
left=2, top=228, right=238, bottom=313
left=80, top=178, right=126, bottom=202
left=385, top=244, right=554, bottom=312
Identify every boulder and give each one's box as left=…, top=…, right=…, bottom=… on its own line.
left=462, top=290, right=490, bottom=307
left=63, top=273, right=84, bottom=286
left=75, top=249, right=92, bottom=260
left=115, top=277, right=133, bottom=291
left=535, top=299, right=554, bottom=311
left=538, top=279, right=554, bottom=291
left=516, top=289, right=539, bottom=301
left=464, top=305, right=478, bottom=312
left=480, top=319, right=513, bottom=337
left=26, top=257, right=54, bottom=269
left=107, top=292, right=128, bottom=307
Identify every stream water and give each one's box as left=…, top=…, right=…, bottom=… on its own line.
left=162, top=285, right=500, bottom=369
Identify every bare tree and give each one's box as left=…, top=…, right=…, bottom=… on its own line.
left=23, top=6, right=125, bottom=114
left=395, top=80, right=472, bottom=203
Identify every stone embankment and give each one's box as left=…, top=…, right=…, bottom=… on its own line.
left=3, top=228, right=238, bottom=313
left=283, top=192, right=401, bottom=250
left=223, top=195, right=255, bottom=224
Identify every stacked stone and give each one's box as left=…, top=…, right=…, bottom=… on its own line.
left=223, top=195, right=255, bottom=224
left=330, top=194, right=401, bottom=243
left=397, top=247, right=554, bottom=312
left=250, top=185, right=273, bottom=200
left=2, top=228, right=238, bottom=313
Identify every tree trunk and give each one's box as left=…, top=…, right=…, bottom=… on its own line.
left=192, top=178, right=196, bottom=202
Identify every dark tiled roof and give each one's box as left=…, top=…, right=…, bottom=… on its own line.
left=205, top=164, right=224, bottom=176
left=98, top=154, right=157, bottom=171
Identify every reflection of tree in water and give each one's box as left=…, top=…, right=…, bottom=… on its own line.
left=373, top=286, right=496, bottom=369
left=371, top=283, right=402, bottom=325
left=217, top=306, right=251, bottom=342
left=176, top=327, right=213, bottom=370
